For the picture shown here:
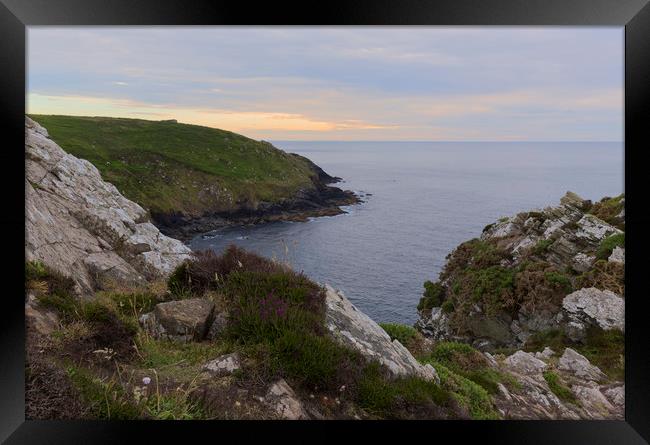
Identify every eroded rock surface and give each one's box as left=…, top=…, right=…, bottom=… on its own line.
left=25, top=117, right=191, bottom=295
left=264, top=379, right=309, bottom=420
left=325, top=285, right=439, bottom=383
left=490, top=347, right=622, bottom=419
left=561, top=288, right=624, bottom=342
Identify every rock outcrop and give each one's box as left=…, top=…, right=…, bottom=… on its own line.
left=560, top=288, right=624, bottom=342
left=264, top=379, right=309, bottom=420
left=491, top=347, right=622, bottom=420
left=25, top=117, right=191, bottom=295
left=140, top=298, right=215, bottom=342
left=325, top=285, right=439, bottom=383
left=416, top=192, right=624, bottom=349
left=203, top=353, right=241, bottom=376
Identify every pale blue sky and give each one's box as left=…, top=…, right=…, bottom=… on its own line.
left=27, top=27, right=623, bottom=141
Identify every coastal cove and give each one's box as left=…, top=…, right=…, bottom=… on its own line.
left=190, top=141, right=623, bottom=325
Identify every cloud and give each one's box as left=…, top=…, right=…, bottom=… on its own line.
left=27, top=27, right=623, bottom=140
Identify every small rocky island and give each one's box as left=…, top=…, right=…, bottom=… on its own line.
left=25, top=116, right=624, bottom=420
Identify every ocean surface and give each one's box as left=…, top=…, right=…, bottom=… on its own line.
left=190, top=141, right=624, bottom=325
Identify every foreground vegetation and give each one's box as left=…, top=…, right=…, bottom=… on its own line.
left=26, top=248, right=483, bottom=420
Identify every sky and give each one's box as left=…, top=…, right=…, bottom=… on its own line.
left=27, top=27, right=623, bottom=141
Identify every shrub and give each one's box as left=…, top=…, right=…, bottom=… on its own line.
left=532, top=239, right=553, bottom=255
left=379, top=323, right=418, bottom=345
left=588, top=194, right=624, bottom=229
left=543, top=371, right=578, bottom=405
left=512, top=263, right=573, bottom=314
left=417, top=280, right=444, bottom=312
left=596, top=233, right=625, bottom=260
left=577, top=260, right=624, bottom=295
left=167, top=246, right=289, bottom=297
left=441, top=300, right=455, bottom=314
left=270, top=330, right=363, bottom=390
left=422, top=342, right=508, bottom=395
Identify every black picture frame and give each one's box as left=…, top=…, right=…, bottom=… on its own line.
left=2, top=0, right=649, bottom=443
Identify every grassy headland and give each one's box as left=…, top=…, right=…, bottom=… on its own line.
left=28, top=115, right=357, bottom=238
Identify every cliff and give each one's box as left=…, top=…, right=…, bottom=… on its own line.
left=28, top=115, right=359, bottom=240
left=414, top=191, right=625, bottom=419
left=25, top=116, right=452, bottom=420
left=25, top=117, right=191, bottom=296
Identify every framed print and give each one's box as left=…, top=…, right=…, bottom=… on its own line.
left=1, top=0, right=649, bottom=443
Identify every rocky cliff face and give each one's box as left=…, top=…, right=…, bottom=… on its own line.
left=25, top=117, right=191, bottom=296
left=416, top=191, right=624, bottom=349
left=414, top=191, right=625, bottom=419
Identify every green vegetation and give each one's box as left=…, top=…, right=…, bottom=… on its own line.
left=588, top=194, right=625, bottom=230
left=532, top=238, right=553, bottom=255
left=379, top=323, right=418, bottom=345
left=28, top=115, right=321, bottom=216
left=433, top=364, right=499, bottom=419
left=66, top=364, right=204, bottom=420
left=164, top=247, right=460, bottom=417
left=421, top=342, right=516, bottom=395
left=424, top=237, right=576, bottom=333
left=417, top=280, right=444, bottom=312
left=543, top=371, right=578, bottom=405
left=356, top=362, right=450, bottom=418
left=596, top=233, right=625, bottom=260
left=524, top=328, right=624, bottom=381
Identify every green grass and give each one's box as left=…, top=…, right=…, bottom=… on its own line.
left=379, top=323, right=418, bottom=345
left=28, top=115, right=321, bottom=216
left=432, top=363, right=499, bottom=419
left=421, top=342, right=515, bottom=395
left=66, top=365, right=141, bottom=419
left=543, top=371, right=579, bottom=405
left=356, top=362, right=450, bottom=418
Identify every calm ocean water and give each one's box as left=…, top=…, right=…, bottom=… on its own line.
left=190, top=141, right=623, bottom=325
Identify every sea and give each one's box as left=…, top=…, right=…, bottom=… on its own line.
left=190, top=141, right=624, bottom=325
